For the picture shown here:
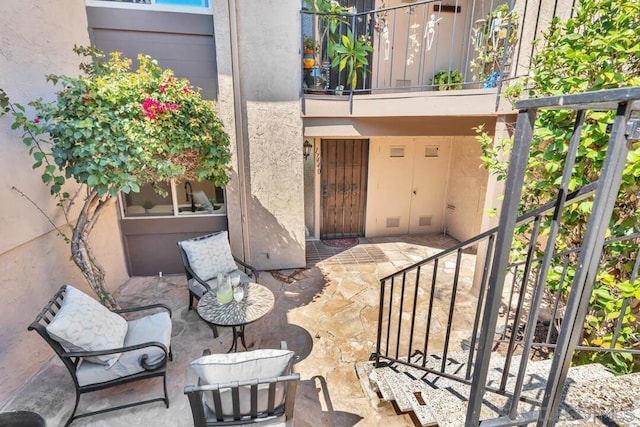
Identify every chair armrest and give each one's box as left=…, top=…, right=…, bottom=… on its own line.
left=233, top=256, right=260, bottom=282
left=64, top=341, right=170, bottom=370
left=183, top=263, right=215, bottom=294
left=113, top=303, right=172, bottom=318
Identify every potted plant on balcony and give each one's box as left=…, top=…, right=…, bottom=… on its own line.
left=303, top=0, right=352, bottom=93
left=303, top=36, right=318, bottom=69
left=331, top=30, right=373, bottom=91
left=431, top=69, right=463, bottom=91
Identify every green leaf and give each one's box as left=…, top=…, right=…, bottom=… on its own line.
left=87, top=175, right=99, bottom=187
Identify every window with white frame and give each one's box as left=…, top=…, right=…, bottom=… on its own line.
left=121, top=179, right=225, bottom=218
left=86, top=0, right=211, bottom=13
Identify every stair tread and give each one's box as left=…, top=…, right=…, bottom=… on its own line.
left=397, top=376, right=438, bottom=426
left=371, top=367, right=396, bottom=401
left=559, top=371, right=640, bottom=422
left=355, top=361, right=380, bottom=402
left=362, top=351, right=630, bottom=426
left=377, top=367, right=413, bottom=412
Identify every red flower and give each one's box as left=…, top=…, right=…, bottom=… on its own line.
left=33, top=118, right=40, bottom=123
left=142, top=97, right=179, bottom=120
left=159, top=84, right=167, bottom=93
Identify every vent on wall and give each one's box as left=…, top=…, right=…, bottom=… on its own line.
left=424, top=145, right=439, bottom=157
left=390, top=146, right=405, bottom=158
left=418, top=215, right=432, bottom=227
left=386, top=217, right=401, bottom=228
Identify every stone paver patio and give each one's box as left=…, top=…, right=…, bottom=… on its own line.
left=2, top=234, right=469, bottom=426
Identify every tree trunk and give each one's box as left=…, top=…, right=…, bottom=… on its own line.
left=70, top=190, right=120, bottom=309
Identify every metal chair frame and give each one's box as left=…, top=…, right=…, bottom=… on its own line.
left=28, top=285, right=173, bottom=426
left=177, top=232, right=259, bottom=338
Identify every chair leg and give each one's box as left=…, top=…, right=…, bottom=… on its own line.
left=65, top=390, right=81, bottom=427
left=188, top=291, right=194, bottom=310
left=162, top=372, right=170, bottom=408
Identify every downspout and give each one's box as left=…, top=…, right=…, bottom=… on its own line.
left=227, top=0, right=251, bottom=263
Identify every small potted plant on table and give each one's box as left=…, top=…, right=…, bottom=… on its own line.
left=142, top=200, right=155, bottom=213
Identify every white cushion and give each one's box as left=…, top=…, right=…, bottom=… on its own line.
left=46, top=285, right=128, bottom=367
left=76, top=311, right=172, bottom=386
left=180, top=232, right=237, bottom=280
left=190, top=349, right=294, bottom=417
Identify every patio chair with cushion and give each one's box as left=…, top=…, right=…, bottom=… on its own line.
left=28, top=285, right=172, bottom=426
left=177, top=231, right=259, bottom=337
left=184, top=342, right=299, bottom=426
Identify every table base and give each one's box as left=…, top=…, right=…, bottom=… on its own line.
left=229, top=325, right=248, bottom=352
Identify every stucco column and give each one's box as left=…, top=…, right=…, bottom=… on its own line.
left=471, top=114, right=512, bottom=296
left=214, top=0, right=305, bottom=269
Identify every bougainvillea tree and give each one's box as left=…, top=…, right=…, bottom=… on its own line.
left=0, top=46, right=231, bottom=308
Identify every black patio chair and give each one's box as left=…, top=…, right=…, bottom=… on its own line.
left=184, top=343, right=299, bottom=426
left=28, top=285, right=173, bottom=426
left=177, top=231, right=259, bottom=337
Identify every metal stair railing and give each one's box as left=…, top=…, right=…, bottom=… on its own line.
left=371, top=87, right=640, bottom=426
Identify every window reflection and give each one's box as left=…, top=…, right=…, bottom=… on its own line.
left=122, top=180, right=225, bottom=217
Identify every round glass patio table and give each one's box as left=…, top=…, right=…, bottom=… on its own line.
left=197, top=282, right=275, bottom=352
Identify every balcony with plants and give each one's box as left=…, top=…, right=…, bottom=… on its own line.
left=301, top=0, right=520, bottom=115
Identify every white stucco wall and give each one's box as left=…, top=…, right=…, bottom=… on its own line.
left=214, top=0, right=305, bottom=269
left=0, top=0, right=128, bottom=405
left=444, top=136, right=489, bottom=242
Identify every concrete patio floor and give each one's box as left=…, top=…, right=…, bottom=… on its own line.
left=2, top=234, right=469, bottom=427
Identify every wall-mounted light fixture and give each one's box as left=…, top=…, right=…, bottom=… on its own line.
left=303, top=140, right=313, bottom=159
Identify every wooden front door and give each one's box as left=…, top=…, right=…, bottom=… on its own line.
left=321, top=139, right=369, bottom=239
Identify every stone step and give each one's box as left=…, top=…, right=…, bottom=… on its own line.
left=370, top=366, right=396, bottom=402
left=396, top=373, right=438, bottom=426
left=354, top=361, right=380, bottom=404
left=361, top=351, right=626, bottom=427
left=558, top=371, right=640, bottom=423
left=486, top=355, right=615, bottom=401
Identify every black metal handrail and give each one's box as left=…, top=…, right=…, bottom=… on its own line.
left=371, top=87, right=640, bottom=426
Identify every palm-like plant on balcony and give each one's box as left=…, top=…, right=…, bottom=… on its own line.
left=331, top=30, right=373, bottom=90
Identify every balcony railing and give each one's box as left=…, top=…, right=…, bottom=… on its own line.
left=301, top=0, right=564, bottom=97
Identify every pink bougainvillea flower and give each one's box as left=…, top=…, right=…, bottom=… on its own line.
left=142, top=97, right=178, bottom=120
